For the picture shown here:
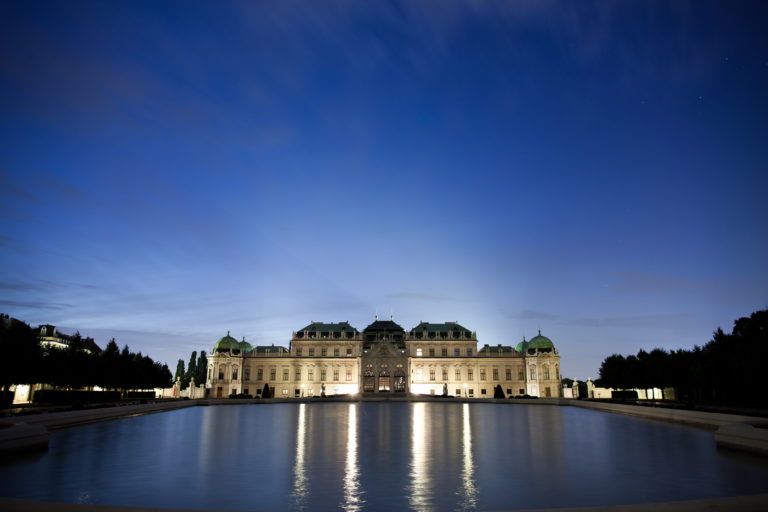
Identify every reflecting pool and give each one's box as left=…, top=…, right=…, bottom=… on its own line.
left=1, top=403, right=767, bottom=511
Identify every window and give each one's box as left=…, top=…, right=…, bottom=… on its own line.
left=296, top=348, right=303, bottom=356
left=429, top=369, right=435, bottom=381
left=505, top=368, right=512, bottom=380
left=244, top=388, right=249, bottom=395
left=346, top=369, right=352, bottom=381
left=334, top=348, right=339, bottom=357
left=416, top=368, right=423, bottom=381
left=468, top=388, right=474, bottom=396
left=208, top=368, right=212, bottom=380
left=321, top=348, right=327, bottom=357
left=232, top=368, right=238, bottom=380
left=442, top=368, right=448, bottom=380
left=308, top=370, right=314, bottom=381
left=481, top=389, right=487, bottom=395
left=454, top=348, right=460, bottom=356
left=416, top=348, right=423, bottom=357
left=543, top=365, right=550, bottom=380
left=257, top=368, right=263, bottom=380
left=492, top=368, right=499, bottom=380
left=295, top=368, right=301, bottom=380
left=466, top=348, right=472, bottom=356
left=346, top=347, right=352, bottom=356
left=283, top=389, right=288, bottom=395
left=455, top=389, right=461, bottom=395
left=480, top=369, right=486, bottom=381
left=529, top=365, right=536, bottom=380
left=441, top=348, right=447, bottom=357
left=270, top=368, right=276, bottom=380
left=518, top=368, right=524, bottom=380
left=428, top=348, right=435, bottom=356
left=320, top=369, right=327, bottom=381
left=244, top=368, right=250, bottom=381
left=467, top=369, right=474, bottom=380
left=282, top=369, right=289, bottom=381
left=333, top=369, right=339, bottom=381
left=506, top=388, right=512, bottom=395
left=309, top=348, right=315, bottom=356
left=218, top=369, right=224, bottom=380
left=455, top=369, right=461, bottom=380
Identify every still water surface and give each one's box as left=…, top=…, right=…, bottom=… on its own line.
left=1, top=403, right=767, bottom=511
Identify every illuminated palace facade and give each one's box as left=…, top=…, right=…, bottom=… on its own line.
left=205, top=319, right=561, bottom=399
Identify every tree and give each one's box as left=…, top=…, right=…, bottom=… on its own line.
left=493, top=384, right=505, bottom=398
left=262, top=383, right=271, bottom=398
left=185, top=351, right=197, bottom=389
left=196, top=351, right=208, bottom=385
left=174, top=359, right=185, bottom=383
left=0, top=316, right=42, bottom=403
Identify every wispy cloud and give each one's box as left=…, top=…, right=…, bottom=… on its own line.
left=506, top=309, right=559, bottom=320
left=0, top=299, right=73, bottom=310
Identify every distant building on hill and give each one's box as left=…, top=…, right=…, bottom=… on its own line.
left=205, top=318, right=562, bottom=399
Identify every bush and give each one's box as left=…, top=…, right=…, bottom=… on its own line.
left=33, top=390, right=121, bottom=404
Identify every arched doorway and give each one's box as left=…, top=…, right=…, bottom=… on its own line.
left=394, top=364, right=406, bottom=392
left=363, top=364, right=375, bottom=392
left=378, top=365, right=391, bottom=392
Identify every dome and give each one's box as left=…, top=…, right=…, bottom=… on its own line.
left=239, top=338, right=253, bottom=353
left=514, top=337, right=529, bottom=353
left=528, top=330, right=555, bottom=350
left=214, top=331, right=238, bottom=352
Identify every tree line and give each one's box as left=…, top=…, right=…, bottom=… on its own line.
left=174, top=350, right=207, bottom=389
left=0, top=315, right=173, bottom=396
left=597, top=309, right=767, bottom=404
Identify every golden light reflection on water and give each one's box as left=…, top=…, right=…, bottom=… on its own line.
left=458, top=403, right=478, bottom=511
left=342, top=403, right=364, bottom=512
left=408, top=402, right=432, bottom=512
left=292, top=403, right=308, bottom=510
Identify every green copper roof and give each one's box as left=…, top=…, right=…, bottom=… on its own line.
left=214, top=331, right=238, bottom=351
left=297, top=321, right=359, bottom=333
left=529, top=331, right=555, bottom=350
left=478, top=344, right=513, bottom=354
left=410, top=321, right=472, bottom=338
left=515, top=331, right=555, bottom=352
left=254, top=345, right=289, bottom=354
left=239, top=338, right=253, bottom=353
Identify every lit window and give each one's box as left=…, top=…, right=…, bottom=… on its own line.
left=416, top=368, right=423, bottom=380
left=416, top=348, right=423, bottom=357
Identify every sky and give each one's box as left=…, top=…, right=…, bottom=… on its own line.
left=1, top=0, right=766, bottom=380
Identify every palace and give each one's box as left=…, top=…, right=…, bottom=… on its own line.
left=205, top=319, right=561, bottom=398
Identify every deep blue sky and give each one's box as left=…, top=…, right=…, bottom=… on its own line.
left=2, top=1, right=766, bottom=379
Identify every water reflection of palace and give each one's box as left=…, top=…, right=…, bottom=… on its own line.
left=206, top=319, right=561, bottom=399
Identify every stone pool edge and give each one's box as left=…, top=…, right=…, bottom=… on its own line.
left=2, top=493, right=768, bottom=512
